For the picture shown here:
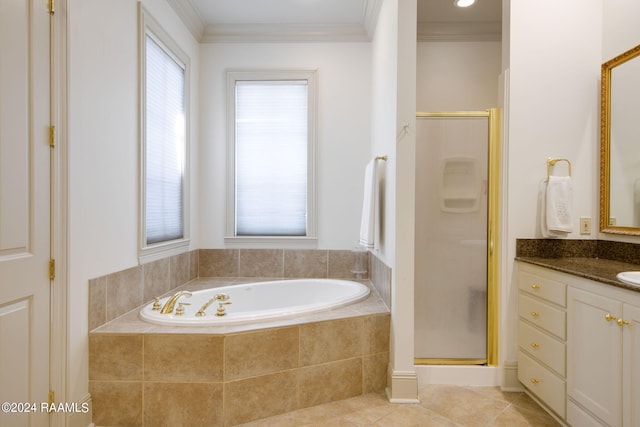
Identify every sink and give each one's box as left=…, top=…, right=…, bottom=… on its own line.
left=616, top=271, right=640, bottom=288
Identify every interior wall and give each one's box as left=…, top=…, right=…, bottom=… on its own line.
left=416, top=41, right=501, bottom=112
left=198, top=42, right=372, bottom=250
left=67, top=0, right=199, bottom=405
left=503, top=0, right=602, bottom=371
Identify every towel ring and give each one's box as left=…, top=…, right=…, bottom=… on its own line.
left=547, top=157, right=571, bottom=179
left=375, top=155, right=388, bottom=161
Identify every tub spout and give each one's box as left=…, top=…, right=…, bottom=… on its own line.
left=160, top=291, right=192, bottom=314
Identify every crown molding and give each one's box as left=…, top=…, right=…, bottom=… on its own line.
left=201, top=23, right=371, bottom=44
left=165, top=0, right=206, bottom=41
left=417, top=21, right=501, bottom=42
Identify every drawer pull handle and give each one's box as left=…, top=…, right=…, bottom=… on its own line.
left=530, top=343, right=540, bottom=349
left=531, top=284, right=540, bottom=289
left=605, top=313, right=618, bottom=322
left=617, top=318, right=630, bottom=327
left=530, top=311, right=539, bottom=317
left=530, top=378, right=540, bottom=384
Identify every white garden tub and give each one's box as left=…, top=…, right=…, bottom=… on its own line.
left=139, top=279, right=370, bottom=326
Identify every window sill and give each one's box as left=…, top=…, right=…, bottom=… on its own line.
left=224, top=236, right=318, bottom=249
left=139, top=239, right=190, bottom=264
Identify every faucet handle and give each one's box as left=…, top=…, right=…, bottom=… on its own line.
left=152, top=297, right=162, bottom=311
left=175, top=302, right=191, bottom=316
left=216, top=301, right=232, bottom=317
left=215, top=293, right=230, bottom=301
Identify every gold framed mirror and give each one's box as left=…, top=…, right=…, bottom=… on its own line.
left=600, top=43, right=640, bottom=235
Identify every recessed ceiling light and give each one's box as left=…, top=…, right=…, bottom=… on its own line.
left=454, top=0, right=476, bottom=7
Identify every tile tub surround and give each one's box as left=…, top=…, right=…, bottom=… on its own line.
left=88, top=250, right=199, bottom=330
left=89, top=310, right=390, bottom=426
left=89, top=248, right=392, bottom=330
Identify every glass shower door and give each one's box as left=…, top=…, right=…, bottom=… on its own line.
left=414, top=113, right=489, bottom=364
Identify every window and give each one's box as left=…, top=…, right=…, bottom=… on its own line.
left=226, top=70, right=317, bottom=246
left=139, top=7, right=190, bottom=260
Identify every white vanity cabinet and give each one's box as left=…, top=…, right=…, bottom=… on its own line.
left=517, top=264, right=567, bottom=420
left=567, top=286, right=640, bottom=427
left=517, top=262, right=640, bottom=427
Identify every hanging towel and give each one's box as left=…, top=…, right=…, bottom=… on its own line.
left=542, top=175, right=573, bottom=237
left=359, top=159, right=377, bottom=248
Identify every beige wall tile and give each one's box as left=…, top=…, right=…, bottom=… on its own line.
left=300, top=318, right=363, bottom=366
left=298, top=358, right=363, bottom=408
left=106, top=266, right=143, bottom=321
left=224, top=371, right=298, bottom=426
left=88, top=276, right=107, bottom=330
left=144, top=382, right=223, bottom=427
left=89, top=334, right=143, bottom=380
left=363, top=352, right=389, bottom=393
left=284, top=250, right=328, bottom=278
left=189, top=249, right=199, bottom=280
left=144, top=334, right=223, bottom=382
left=239, top=249, right=283, bottom=277
left=200, top=249, right=239, bottom=277
left=90, top=380, right=142, bottom=427
left=143, top=258, right=171, bottom=302
left=328, top=250, right=367, bottom=279
left=170, top=252, right=191, bottom=288
left=364, top=314, right=390, bottom=355
left=225, top=327, right=299, bottom=380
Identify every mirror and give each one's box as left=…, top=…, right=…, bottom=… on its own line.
left=600, top=44, right=640, bottom=235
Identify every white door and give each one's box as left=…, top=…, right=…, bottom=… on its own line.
left=0, top=0, right=52, bottom=426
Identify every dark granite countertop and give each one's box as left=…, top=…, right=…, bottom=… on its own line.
left=515, top=239, right=640, bottom=293
left=515, top=256, right=640, bottom=293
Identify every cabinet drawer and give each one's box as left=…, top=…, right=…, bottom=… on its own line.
left=519, top=271, right=566, bottom=307
left=518, top=351, right=566, bottom=419
left=519, top=293, right=566, bottom=339
left=518, top=320, right=566, bottom=376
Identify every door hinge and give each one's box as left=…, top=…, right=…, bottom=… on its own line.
left=49, top=126, right=56, bottom=148
left=48, top=391, right=55, bottom=405
left=48, top=0, right=55, bottom=15
left=49, top=259, right=55, bottom=280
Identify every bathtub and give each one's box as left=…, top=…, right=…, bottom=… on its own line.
left=139, top=278, right=370, bottom=326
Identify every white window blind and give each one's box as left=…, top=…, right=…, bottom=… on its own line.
left=235, top=80, right=309, bottom=236
left=144, top=34, right=185, bottom=245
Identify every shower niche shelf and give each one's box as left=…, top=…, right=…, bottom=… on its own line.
left=440, top=157, right=480, bottom=213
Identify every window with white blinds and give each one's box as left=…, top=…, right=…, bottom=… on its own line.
left=140, top=8, right=189, bottom=258
left=227, top=70, right=317, bottom=243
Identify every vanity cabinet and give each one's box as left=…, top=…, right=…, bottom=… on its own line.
left=517, top=265, right=567, bottom=419
left=567, top=287, right=640, bottom=427
left=517, top=262, right=640, bottom=427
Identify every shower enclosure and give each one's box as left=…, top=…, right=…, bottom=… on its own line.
left=414, top=110, right=499, bottom=365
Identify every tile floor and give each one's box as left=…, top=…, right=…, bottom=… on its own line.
left=237, top=384, right=562, bottom=427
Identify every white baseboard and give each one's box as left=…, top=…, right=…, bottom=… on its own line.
left=415, top=365, right=500, bottom=387
left=501, top=360, right=522, bottom=391
left=386, top=370, right=420, bottom=403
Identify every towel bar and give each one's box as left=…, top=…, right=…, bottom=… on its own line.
left=547, top=157, right=571, bottom=178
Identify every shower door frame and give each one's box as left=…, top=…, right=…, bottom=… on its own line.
left=413, top=109, right=500, bottom=367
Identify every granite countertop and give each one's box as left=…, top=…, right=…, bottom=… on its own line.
left=515, top=239, right=640, bottom=293
left=515, top=256, right=640, bottom=293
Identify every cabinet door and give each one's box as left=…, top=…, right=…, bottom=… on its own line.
left=623, top=303, right=640, bottom=427
left=568, top=287, right=622, bottom=427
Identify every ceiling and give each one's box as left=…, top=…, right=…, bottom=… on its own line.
left=169, top=0, right=502, bottom=43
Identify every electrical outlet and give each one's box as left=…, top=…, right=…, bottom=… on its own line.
left=580, top=217, right=591, bottom=235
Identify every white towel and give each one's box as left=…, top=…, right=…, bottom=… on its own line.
left=359, top=159, right=377, bottom=248
left=541, top=176, right=573, bottom=237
